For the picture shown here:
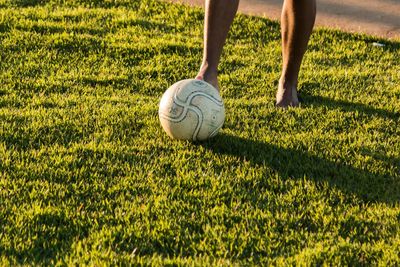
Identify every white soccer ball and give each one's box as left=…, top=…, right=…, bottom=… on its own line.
left=159, top=79, right=225, bottom=141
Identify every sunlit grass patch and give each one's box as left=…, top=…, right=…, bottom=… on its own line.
left=0, top=0, right=399, bottom=265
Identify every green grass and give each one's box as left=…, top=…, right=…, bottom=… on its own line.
left=0, top=0, right=399, bottom=265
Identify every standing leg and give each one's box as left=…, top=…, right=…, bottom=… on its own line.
left=196, top=0, right=240, bottom=90
left=277, top=0, right=316, bottom=107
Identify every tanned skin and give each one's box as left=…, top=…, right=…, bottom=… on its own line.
left=196, top=0, right=316, bottom=108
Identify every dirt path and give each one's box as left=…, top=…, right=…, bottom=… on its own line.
left=168, top=0, right=400, bottom=40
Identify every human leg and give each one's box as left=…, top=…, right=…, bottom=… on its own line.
left=277, top=0, right=316, bottom=107
left=196, top=0, right=240, bottom=90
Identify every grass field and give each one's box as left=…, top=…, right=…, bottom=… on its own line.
left=0, top=0, right=399, bottom=265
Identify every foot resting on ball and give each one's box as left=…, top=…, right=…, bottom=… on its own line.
left=195, top=72, right=220, bottom=92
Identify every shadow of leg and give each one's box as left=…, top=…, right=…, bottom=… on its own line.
left=201, top=133, right=399, bottom=204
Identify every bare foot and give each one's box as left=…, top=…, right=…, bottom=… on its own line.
left=276, top=79, right=300, bottom=108
left=196, top=69, right=220, bottom=91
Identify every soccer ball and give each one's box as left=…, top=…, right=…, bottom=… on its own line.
left=159, top=79, right=225, bottom=141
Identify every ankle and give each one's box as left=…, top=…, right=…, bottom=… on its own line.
left=197, top=65, right=219, bottom=90
left=198, top=63, right=218, bottom=78
left=279, top=77, right=298, bottom=93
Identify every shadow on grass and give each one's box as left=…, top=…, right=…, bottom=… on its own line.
left=15, top=19, right=176, bottom=36
left=301, top=92, right=400, bottom=120
left=201, top=133, right=399, bottom=204
left=11, top=0, right=45, bottom=7
left=0, top=120, right=86, bottom=150
left=1, top=210, right=86, bottom=265
left=9, top=0, right=139, bottom=7
left=78, top=76, right=131, bottom=88
left=299, top=87, right=400, bottom=121
left=16, top=24, right=108, bottom=36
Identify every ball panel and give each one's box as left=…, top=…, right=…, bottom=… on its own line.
left=208, top=120, right=225, bottom=138
left=159, top=84, right=186, bottom=119
left=190, top=94, right=225, bottom=141
left=160, top=109, right=200, bottom=140
left=190, top=92, right=223, bottom=107
left=176, top=79, right=222, bottom=104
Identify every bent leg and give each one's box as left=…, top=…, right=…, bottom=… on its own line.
left=196, top=0, right=240, bottom=90
left=277, top=0, right=316, bottom=107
